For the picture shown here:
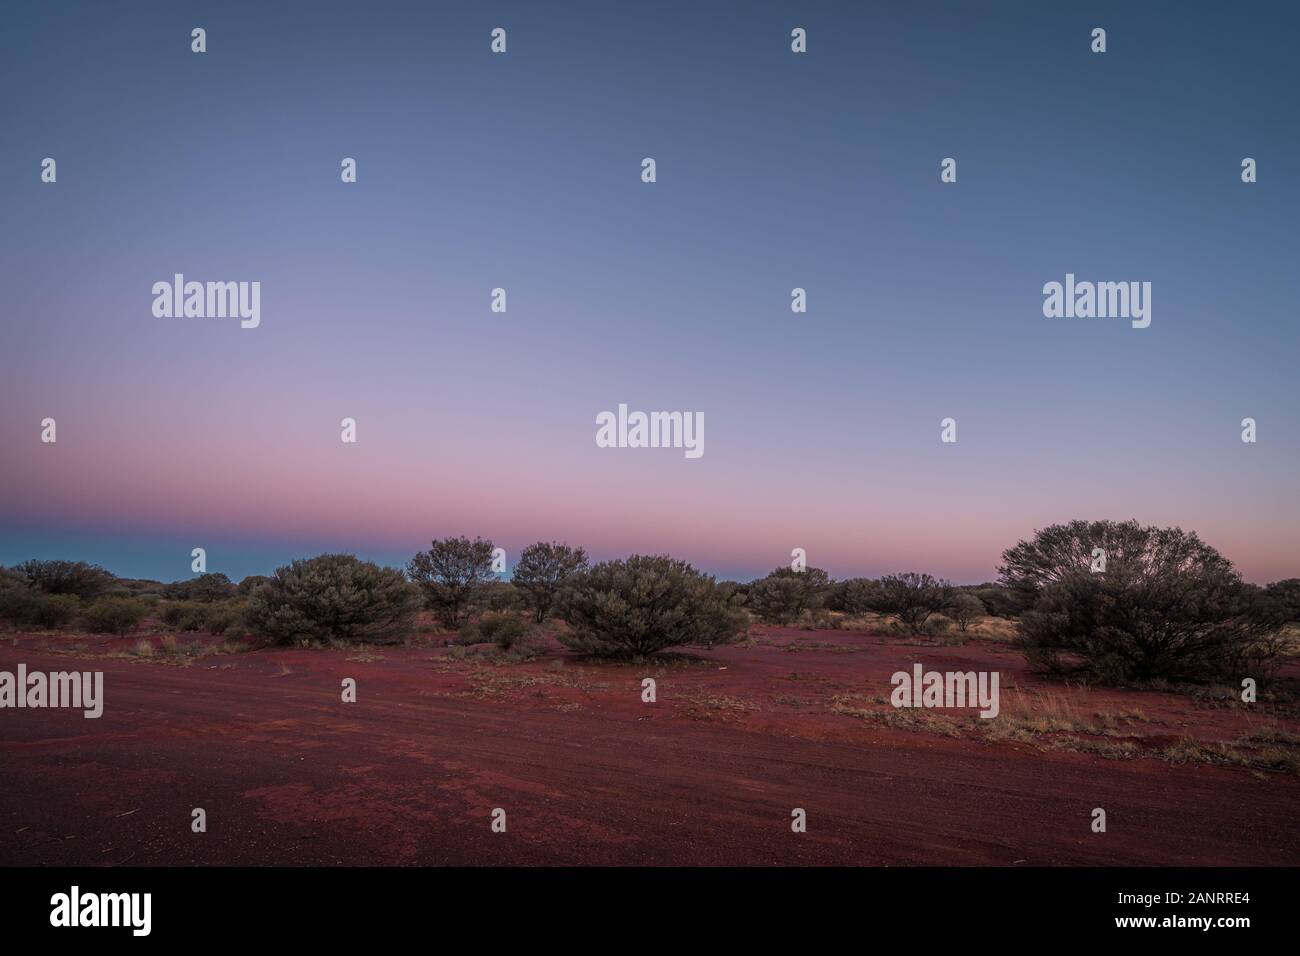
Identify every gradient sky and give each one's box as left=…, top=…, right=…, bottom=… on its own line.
left=2, top=1, right=1297, bottom=585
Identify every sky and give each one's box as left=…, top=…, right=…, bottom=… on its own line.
left=1, top=1, right=1297, bottom=585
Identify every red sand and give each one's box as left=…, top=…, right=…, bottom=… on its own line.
left=1, top=628, right=1296, bottom=866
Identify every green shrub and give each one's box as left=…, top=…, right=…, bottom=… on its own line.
left=826, top=577, right=881, bottom=614
left=715, top=581, right=749, bottom=606
left=947, top=593, right=985, bottom=632
left=14, top=559, right=114, bottom=599
left=747, top=567, right=831, bottom=625
left=0, top=569, right=80, bottom=630
left=82, top=597, right=148, bottom=637
left=1003, top=521, right=1284, bottom=684
left=458, top=612, right=530, bottom=649
left=161, top=601, right=212, bottom=631
left=202, top=602, right=247, bottom=634
left=407, top=537, right=496, bottom=628
left=480, top=581, right=523, bottom=612
left=969, top=583, right=1023, bottom=618
left=875, top=572, right=954, bottom=633
left=236, top=575, right=270, bottom=596
left=557, top=555, right=745, bottom=657
left=512, top=542, right=589, bottom=622
left=247, top=554, right=418, bottom=646
left=164, top=572, right=236, bottom=603
left=35, top=594, right=81, bottom=629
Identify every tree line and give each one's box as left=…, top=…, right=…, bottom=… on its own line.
left=2, top=521, right=1297, bottom=686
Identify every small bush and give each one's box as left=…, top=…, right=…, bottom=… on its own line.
left=557, top=555, right=745, bottom=657
left=164, top=572, right=236, bottom=603
left=947, top=593, right=985, bottom=632
left=458, top=612, right=530, bottom=650
left=247, top=553, right=418, bottom=646
left=0, top=587, right=80, bottom=630
left=512, top=542, right=589, bottom=622
left=82, top=597, right=148, bottom=637
left=2, top=595, right=80, bottom=632
left=160, top=601, right=212, bottom=632
left=747, top=567, right=831, bottom=625
left=407, top=537, right=496, bottom=628
left=826, top=578, right=881, bottom=614
left=875, top=572, right=954, bottom=633
left=14, top=559, right=114, bottom=599
left=236, top=574, right=270, bottom=596
left=202, top=602, right=247, bottom=634
left=480, top=581, right=523, bottom=612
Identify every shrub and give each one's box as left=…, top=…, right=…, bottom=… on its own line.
left=407, top=537, right=496, bottom=628
left=114, top=577, right=166, bottom=599
left=1002, top=521, right=1283, bottom=684
left=969, top=584, right=1023, bottom=618
left=512, top=542, right=589, bottom=622
left=715, top=581, right=749, bottom=606
left=0, top=568, right=81, bottom=630
left=0, top=570, right=33, bottom=628
left=556, top=555, right=745, bottom=657
left=160, top=601, right=213, bottom=632
left=480, top=580, right=523, bottom=612
left=236, top=574, right=270, bottom=596
left=82, top=597, right=148, bottom=637
left=165, top=572, right=236, bottom=603
left=458, top=612, right=530, bottom=650
left=875, top=572, right=954, bottom=633
left=247, top=554, right=418, bottom=646
left=14, top=559, right=114, bottom=599
left=998, top=519, right=1152, bottom=608
left=36, top=594, right=81, bottom=629
left=826, top=577, right=881, bottom=614
left=202, top=602, right=247, bottom=634
left=747, top=567, right=831, bottom=625
left=1255, top=579, right=1300, bottom=627
left=947, top=593, right=985, bottom=632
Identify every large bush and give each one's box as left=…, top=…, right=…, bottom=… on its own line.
left=557, top=555, right=745, bottom=657
left=826, top=577, right=881, bottom=614
left=14, top=559, right=114, bottom=599
left=0, top=574, right=79, bottom=630
left=747, top=567, right=831, bottom=625
left=247, top=554, right=418, bottom=646
left=165, top=572, right=236, bottom=603
left=874, top=572, right=954, bottom=633
left=969, top=583, right=1024, bottom=618
left=1001, top=521, right=1282, bottom=683
left=236, top=574, right=270, bottom=596
left=407, top=537, right=496, bottom=628
left=512, top=542, right=588, bottom=622
left=82, top=597, right=148, bottom=637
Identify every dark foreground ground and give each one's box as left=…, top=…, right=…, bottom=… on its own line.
left=1, top=625, right=1297, bottom=866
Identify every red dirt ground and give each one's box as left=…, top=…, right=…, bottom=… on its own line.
left=1, top=627, right=1297, bottom=866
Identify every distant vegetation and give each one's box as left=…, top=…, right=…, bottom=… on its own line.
left=2, top=520, right=1296, bottom=684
